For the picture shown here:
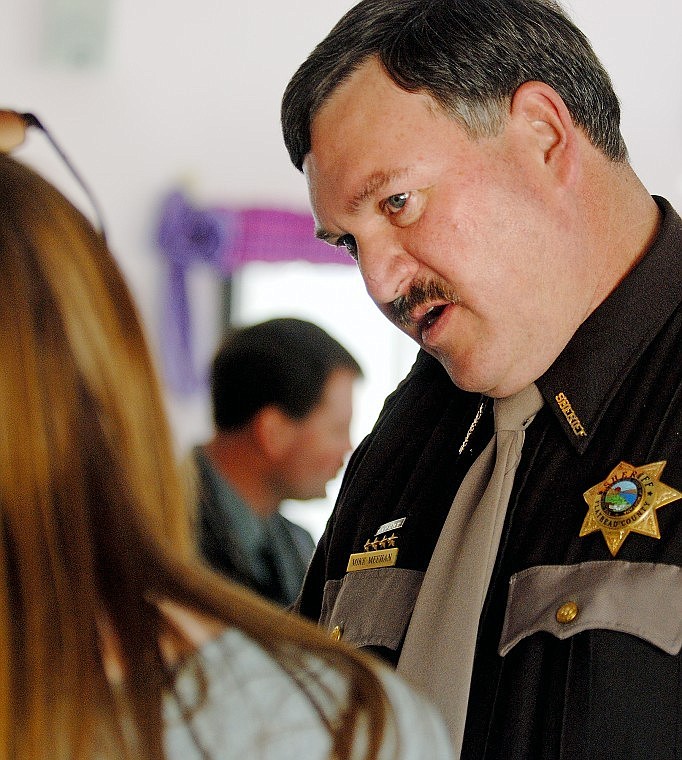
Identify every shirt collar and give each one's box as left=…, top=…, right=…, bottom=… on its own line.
left=536, top=196, right=682, bottom=453
left=195, top=446, right=268, bottom=551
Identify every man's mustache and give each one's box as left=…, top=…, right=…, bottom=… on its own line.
left=388, top=280, right=459, bottom=327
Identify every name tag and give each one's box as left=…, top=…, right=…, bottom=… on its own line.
left=346, top=548, right=398, bottom=572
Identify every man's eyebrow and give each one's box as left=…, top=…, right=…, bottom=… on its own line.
left=314, top=167, right=412, bottom=243
left=314, top=227, right=338, bottom=244
left=346, top=168, right=410, bottom=214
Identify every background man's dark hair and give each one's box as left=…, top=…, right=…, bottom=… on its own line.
left=210, top=317, right=362, bottom=430
left=281, top=0, right=627, bottom=171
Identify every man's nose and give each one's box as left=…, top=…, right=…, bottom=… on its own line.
left=357, top=233, right=419, bottom=305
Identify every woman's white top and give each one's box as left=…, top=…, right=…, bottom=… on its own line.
left=164, top=627, right=455, bottom=759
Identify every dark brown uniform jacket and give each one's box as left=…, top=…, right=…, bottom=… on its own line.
left=297, top=196, right=682, bottom=759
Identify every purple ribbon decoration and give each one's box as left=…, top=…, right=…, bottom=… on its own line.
left=155, top=189, right=352, bottom=395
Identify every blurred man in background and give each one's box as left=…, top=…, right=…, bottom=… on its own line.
left=193, top=317, right=362, bottom=606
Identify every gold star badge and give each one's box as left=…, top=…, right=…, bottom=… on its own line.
left=580, top=461, right=682, bottom=556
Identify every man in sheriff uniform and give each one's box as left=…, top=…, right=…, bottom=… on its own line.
left=281, top=1, right=682, bottom=758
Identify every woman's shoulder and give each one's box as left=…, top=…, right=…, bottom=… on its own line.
left=372, top=661, right=455, bottom=760
left=164, top=627, right=454, bottom=760
left=164, top=627, right=331, bottom=759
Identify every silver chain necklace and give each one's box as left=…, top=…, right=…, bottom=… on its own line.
left=458, top=398, right=488, bottom=455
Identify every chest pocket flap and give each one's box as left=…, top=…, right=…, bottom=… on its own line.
left=499, top=560, right=682, bottom=656
left=321, top=567, right=424, bottom=651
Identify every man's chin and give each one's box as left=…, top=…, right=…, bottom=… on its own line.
left=427, top=351, right=476, bottom=392
left=297, top=486, right=328, bottom=502
left=440, top=359, right=495, bottom=396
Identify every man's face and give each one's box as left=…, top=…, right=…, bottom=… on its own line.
left=304, top=58, right=594, bottom=397
left=276, top=368, right=356, bottom=500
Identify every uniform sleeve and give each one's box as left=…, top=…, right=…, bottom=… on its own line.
left=292, top=428, right=376, bottom=621
left=292, top=521, right=331, bottom=621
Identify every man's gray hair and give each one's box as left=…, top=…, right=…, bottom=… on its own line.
left=281, top=0, right=627, bottom=171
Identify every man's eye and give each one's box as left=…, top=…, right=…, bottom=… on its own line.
left=384, top=192, right=410, bottom=213
left=336, top=234, right=358, bottom=259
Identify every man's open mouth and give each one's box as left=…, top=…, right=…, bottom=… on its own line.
left=420, top=303, right=447, bottom=330
left=388, top=280, right=458, bottom=331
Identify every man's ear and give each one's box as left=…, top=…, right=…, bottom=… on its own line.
left=509, top=80, right=579, bottom=187
left=252, top=406, right=298, bottom=461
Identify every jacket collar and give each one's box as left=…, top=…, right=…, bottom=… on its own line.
left=536, top=197, right=682, bottom=453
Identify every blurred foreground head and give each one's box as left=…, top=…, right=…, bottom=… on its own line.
left=0, top=152, right=194, bottom=756
left=0, top=154, right=389, bottom=759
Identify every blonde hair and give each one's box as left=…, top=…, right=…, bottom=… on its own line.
left=0, top=155, right=388, bottom=759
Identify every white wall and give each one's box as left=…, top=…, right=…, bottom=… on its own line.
left=3, top=0, right=682, bottom=538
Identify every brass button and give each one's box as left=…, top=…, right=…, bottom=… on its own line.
left=330, top=625, right=343, bottom=641
left=556, top=601, right=579, bottom=624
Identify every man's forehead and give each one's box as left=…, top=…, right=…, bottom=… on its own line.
left=311, top=57, right=437, bottom=135
left=315, top=55, right=387, bottom=113
left=304, top=78, right=432, bottom=200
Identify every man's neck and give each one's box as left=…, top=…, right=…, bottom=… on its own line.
left=203, top=436, right=281, bottom=518
left=579, top=157, right=661, bottom=317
